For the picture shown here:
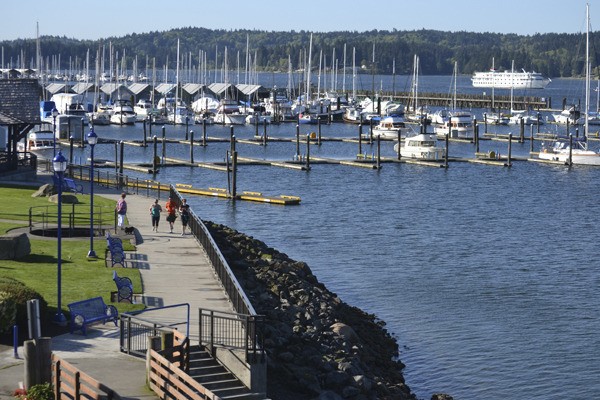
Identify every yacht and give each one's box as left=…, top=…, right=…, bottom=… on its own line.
left=394, top=132, right=445, bottom=160
left=371, top=115, right=405, bottom=139
left=538, top=137, right=600, bottom=165
left=110, top=99, right=136, bottom=125
left=471, top=69, right=551, bottom=89
left=133, top=99, right=156, bottom=122
left=17, top=130, right=55, bottom=153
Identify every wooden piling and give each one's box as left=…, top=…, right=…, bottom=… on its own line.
left=507, top=133, right=512, bottom=167
left=202, top=118, right=207, bottom=146
left=152, top=136, right=158, bottom=173
left=519, top=117, right=525, bottom=143
left=190, top=130, right=194, bottom=164
left=231, top=150, right=238, bottom=198
left=444, top=133, right=449, bottom=169
left=376, top=135, right=381, bottom=170
left=296, top=124, right=300, bottom=158
left=358, top=124, right=363, bottom=155
left=306, top=134, right=311, bottom=171
left=143, top=119, right=147, bottom=147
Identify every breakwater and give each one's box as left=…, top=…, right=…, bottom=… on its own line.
left=204, top=221, right=433, bottom=400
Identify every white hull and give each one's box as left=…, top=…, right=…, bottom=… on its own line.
left=110, top=112, right=136, bottom=125
left=472, top=69, right=551, bottom=89
left=214, top=112, right=246, bottom=125
left=538, top=149, right=600, bottom=165
left=394, top=133, right=445, bottom=160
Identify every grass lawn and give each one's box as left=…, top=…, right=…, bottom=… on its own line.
left=0, top=185, right=144, bottom=343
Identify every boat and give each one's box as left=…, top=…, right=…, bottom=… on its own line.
left=110, top=99, right=137, bottom=125
left=471, top=68, right=551, bottom=89
left=538, top=136, right=600, bottom=165
left=433, top=62, right=474, bottom=138
left=371, top=115, right=405, bottom=139
left=552, top=105, right=581, bottom=124
left=134, top=99, right=156, bottom=122
left=297, top=113, right=318, bottom=125
left=484, top=112, right=510, bottom=125
left=17, top=130, right=55, bottom=153
left=509, top=110, right=543, bottom=125
left=394, top=132, right=445, bottom=160
left=538, top=4, right=600, bottom=166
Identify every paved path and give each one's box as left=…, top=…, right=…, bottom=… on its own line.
left=0, top=179, right=235, bottom=399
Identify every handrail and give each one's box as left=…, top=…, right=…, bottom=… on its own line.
left=169, top=185, right=256, bottom=316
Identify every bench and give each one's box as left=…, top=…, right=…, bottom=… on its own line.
left=67, top=296, right=118, bottom=335
left=63, top=178, right=83, bottom=194
left=113, top=270, right=133, bottom=303
left=105, top=233, right=126, bottom=268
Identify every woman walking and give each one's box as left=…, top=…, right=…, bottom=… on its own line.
left=149, top=199, right=162, bottom=232
left=179, top=198, right=190, bottom=236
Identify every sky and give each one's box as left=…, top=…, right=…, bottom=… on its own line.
left=0, top=0, right=594, bottom=41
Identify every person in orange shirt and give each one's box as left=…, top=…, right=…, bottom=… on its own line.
left=165, top=197, right=177, bottom=233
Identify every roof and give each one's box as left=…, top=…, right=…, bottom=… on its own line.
left=208, top=83, right=232, bottom=96
left=182, top=83, right=208, bottom=96
left=128, top=83, right=152, bottom=95
left=236, top=84, right=269, bottom=97
left=0, top=79, right=42, bottom=125
left=100, top=83, right=133, bottom=97
left=46, top=82, right=72, bottom=94
left=71, top=82, right=95, bottom=94
left=155, top=83, right=176, bottom=95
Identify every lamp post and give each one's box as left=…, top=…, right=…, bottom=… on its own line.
left=87, top=129, right=98, bottom=258
left=53, top=151, right=68, bottom=325
left=52, top=108, right=59, bottom=157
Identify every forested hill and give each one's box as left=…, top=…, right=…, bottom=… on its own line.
left=1, top=27, right=597, bottom=78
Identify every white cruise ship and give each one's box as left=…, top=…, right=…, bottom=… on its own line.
left=471, top=69, right=551, bottom=89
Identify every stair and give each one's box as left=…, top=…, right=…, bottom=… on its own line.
left=187, top=345, right=266, bottom=400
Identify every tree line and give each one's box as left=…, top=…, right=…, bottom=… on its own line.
left=1, top=27, right=597, bottom=78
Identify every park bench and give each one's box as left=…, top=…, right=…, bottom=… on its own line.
left=67, top=296, right=118, bottom=335
left=63, top=178, right=83, bottom=194
left=112, top=270, right=133, bottom=303
left=105, top=233, right=126, bottom=268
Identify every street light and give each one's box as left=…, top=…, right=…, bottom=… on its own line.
left=52, top=151, right=68, bottom=325
left=52, top=108, right=59, bottom=157
left=87, top=129, right=98, bottom=258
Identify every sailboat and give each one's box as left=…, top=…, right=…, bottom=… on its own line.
left=538, top=3, right=600, bottom=165
left=405, top=55, right=430, bottom=123
left=433, top=61, right=474, bottom=138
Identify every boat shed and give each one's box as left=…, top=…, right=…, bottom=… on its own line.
left=154, top=83, right=177, bottom=97
left=100, top=83, right=133, bottom=98
left=208, top=83, right=243, bottom=101
left=45, top=82, right=72, bottom=95
left=236, top=84, right=270, bottom=102
left=0, top=79, right=42, bottom=174
left=71, top=82, right=96, bottom=95
left=128, top=83, right=155, bottom=102
left=182, top=83, right=214, bottom=104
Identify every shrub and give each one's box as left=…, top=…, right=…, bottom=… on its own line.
left=0, top=278, right=48, bottom=335
left=13, top=383, right=54, bottom=400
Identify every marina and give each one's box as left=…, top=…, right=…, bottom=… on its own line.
left=33, top=73, right=597, bottom=400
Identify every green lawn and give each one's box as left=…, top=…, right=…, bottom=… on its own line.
left=0, top=185, right=144, bottom=322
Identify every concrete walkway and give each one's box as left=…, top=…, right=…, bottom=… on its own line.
left=0, top=180, right=235, bottom=399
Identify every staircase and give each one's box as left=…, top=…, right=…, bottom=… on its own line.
left=188, top=345, right=267, bottom=400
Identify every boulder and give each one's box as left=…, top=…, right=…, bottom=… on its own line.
left=331, top=322, right=359, bottom=342
left=0, top=233, right=31, bottom=260
left=31, top=183, right=56, bottom=197
left=48, top=194, right=79, bottom=204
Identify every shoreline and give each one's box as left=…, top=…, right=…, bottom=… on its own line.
left=205, top=220, right=428, bottom=399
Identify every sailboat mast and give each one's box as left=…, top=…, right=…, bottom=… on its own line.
left=306, top=33, right=313, bottom=105
left=585, top=3, right=590, bottom=138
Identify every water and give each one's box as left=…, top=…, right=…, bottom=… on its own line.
left=62, top=76, right=600, bottom=399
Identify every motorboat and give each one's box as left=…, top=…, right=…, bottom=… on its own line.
left=508, top=111, right=544, bottom=125
left=538, top=136, right=600, bottom=165
left=484, top=112, right=510, bottom=125
left=297, top=113, right=318, bottom=125
left=394, top=132, right=445, bottom=160
left=434, top=113, right=474, bottom=138
left=213, top=99, right=246, bottom=125
left=17, top=130, right=55, bottom=153
left=552, top=105, right=580, bottom=124
left=371, top=115, right=405, bottom=139
left=110, top=99, right=136, bottom=125
left=134, top=99, right=156, bottom=122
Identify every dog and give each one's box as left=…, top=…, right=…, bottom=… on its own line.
left=124, top=226, right=135, bottom=235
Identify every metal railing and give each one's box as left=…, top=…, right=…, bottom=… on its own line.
left=28, top=203, right=114, bottom=236
left=0, top=151, right=37, bottom=172
left=120, top=303, right=190, bottom=358
left=169, top=186, right=256, bottom=317
left=199, top=308, right=264, bottom=363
